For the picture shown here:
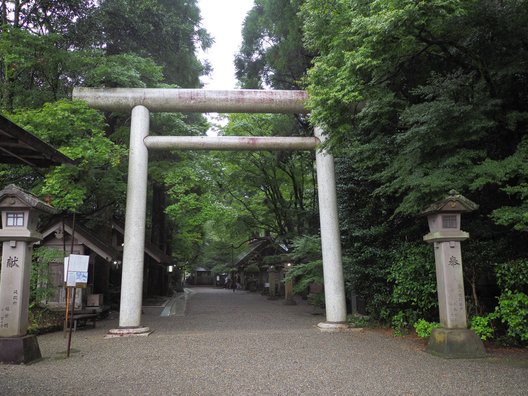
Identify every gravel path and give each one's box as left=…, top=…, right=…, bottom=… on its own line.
left=1, top=287, right=526, bottom=395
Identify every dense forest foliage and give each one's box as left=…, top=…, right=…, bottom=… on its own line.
left=236, top=0, right=528, bottom=344
left=0, top=0, right=527, bottom=344
left=0, top=0, right=211, bottom=259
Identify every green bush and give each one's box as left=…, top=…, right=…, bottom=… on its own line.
left=347, top=314, right=371, bottom=328
left=385, top=244, right=438, bottom=335
left=494, top=290, right=528, bottom=343
left=287, top=260, right=323, bottom=294
left=495, top=259, right=528, bottom=292
left=489, top=259, right=528, bottom=345
left=286, top=235, right=324, bottom=295
left=495, top=259, right=528, bottom=293
left=470, top=315, right=494, bottom=341
left=392, top=311, right=410, bottom=336
left=388, top=243, right=437, bottom=321
left=413, top=319, right=440, bottom=339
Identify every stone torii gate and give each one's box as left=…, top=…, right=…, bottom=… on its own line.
left=73, top=88, right=347, bottom=334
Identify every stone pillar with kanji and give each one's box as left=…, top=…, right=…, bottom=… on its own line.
left=422, top=190, right=486, bottom=358
left=0, top=184, right=58, bottom=364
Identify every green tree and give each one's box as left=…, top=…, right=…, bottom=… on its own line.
left=285, top=235, right=324, bottom=305
left=1, top=0, right=213, bottom=266
left=94, top=0, right=212, bottom=87
left=0, top=1, right=98, bottom=110
left=163, top=152, right=220, bottom=263
left=303, top=0, right=528, bottom=220
left=216, top=113, right=317, bottom=242
left=0, top=0, right=95, bottom=35
left=0, top=27, right=69, bottom=110
left=8, top=100, right=127, bottom=214
left=235, top=0, right=312, bottom=89
left=302, top=0, right=528, bottom=321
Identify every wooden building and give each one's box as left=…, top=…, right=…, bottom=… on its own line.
left=234, top=238, right=288, bottom=293
left=38, top=219, right=173, bottom=310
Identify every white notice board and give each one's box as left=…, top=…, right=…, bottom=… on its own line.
left=64, top=254, right=90, bottom=286
left=68, top=254, right=89, bottom=272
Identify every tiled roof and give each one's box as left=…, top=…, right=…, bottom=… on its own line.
left=0, top=115, right=73, bottom=167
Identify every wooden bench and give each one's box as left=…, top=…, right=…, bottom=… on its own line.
left=69, top=313, right=97, bottom=331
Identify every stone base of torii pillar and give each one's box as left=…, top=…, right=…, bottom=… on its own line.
left=105, top=326, right=153, bottom=338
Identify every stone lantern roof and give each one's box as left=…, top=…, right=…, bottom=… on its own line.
left=422, top=190, right=478, bottom=216
left=0, top=184, right=58, bottom=214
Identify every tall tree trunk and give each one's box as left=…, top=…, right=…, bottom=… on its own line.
left=470, top=273, right=481, bottom=316
left=14, top=0, right=20, bottom=28
left=2, top=73, right=15, bottom=112
left=1, top=1, right=7, bottom=27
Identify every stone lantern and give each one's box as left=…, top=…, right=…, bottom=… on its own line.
left=0, top=184, right=58, bottom=364
left=267, top=265, right=278, bottom=300
left=422, top=190, right=485, bottom=358
left=283, top=262, right=296, bottom=305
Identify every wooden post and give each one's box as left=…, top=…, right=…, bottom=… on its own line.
left=63, top=287, right=70, bottom=338
left=66, top=287, right=76, bottom=357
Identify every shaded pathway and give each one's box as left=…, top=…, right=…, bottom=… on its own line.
left=1, top=287, right=526, bottom=395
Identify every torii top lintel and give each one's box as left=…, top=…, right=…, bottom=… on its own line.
left=72, top=88, right=309, bottom=114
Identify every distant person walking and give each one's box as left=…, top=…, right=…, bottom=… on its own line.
left=231, top=277, right=237, bottom=292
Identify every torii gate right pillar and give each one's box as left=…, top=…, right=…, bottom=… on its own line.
left=314, top=127, right=348, bottom=330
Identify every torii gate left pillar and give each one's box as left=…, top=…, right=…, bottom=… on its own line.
left=73, top=88, right=348, bottom=335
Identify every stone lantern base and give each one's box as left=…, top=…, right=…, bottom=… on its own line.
left=0, top=335, right=42, bottom=364
left=426, top=328, right=486, bottom=359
